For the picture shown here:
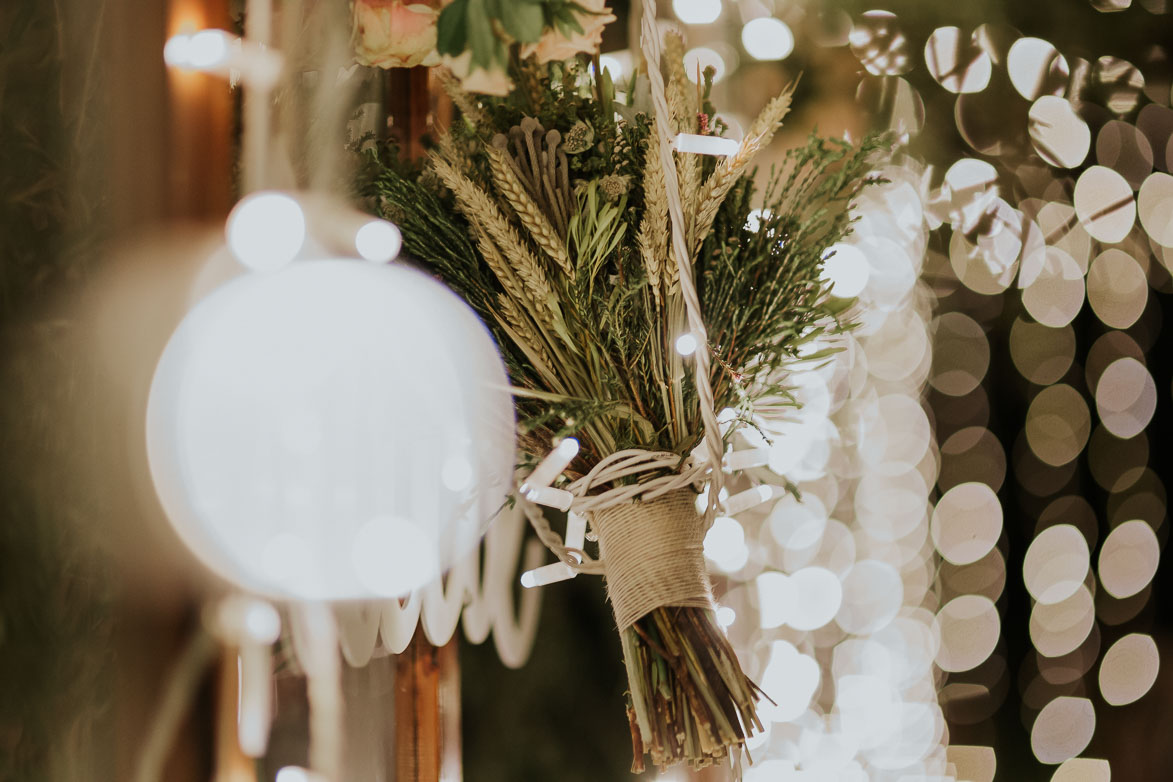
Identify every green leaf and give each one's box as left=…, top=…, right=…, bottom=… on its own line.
left=436, top=0, right=469, bottom=56
left=466, top=0, right=498, bottom=69
left=500, top=0, right=544, bottom=43
left=552, top=6, right=585, bottom=36
left=599, top=64, right=614, bottom=117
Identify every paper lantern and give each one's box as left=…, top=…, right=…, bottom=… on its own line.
left=146, top=259, right=515, bottom=600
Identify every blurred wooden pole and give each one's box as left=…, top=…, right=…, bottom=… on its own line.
left=386, top=65, right=462, bottom=782
left=393, top=635, right=462, bottom=782
left=164, top=0, right=234, bottom=219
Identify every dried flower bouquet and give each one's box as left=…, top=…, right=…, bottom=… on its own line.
left=356, top=0, right=883, bottom=771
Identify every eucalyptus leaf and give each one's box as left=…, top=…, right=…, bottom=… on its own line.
left=466, top=0, right=498, bottom=69
left=501, top=0, right=544, bottom=43
left=436, top=0, right=469, bottom=56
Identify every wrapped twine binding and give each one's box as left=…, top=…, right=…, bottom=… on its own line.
left=591, top=489, right=713, bottom=631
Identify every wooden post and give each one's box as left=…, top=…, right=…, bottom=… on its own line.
left=385, top=65, right=462, bottom=782
left=393, top=635, right=462, bottom=782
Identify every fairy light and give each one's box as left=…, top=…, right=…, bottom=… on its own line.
left=163, top=28, right=283, bottom=89
left=226, top=191, right=306, bottom=271
left=242, top=601, right=281, bottom=643
left=675, top=333, right=699, bottom=356
left=354, top=220, right=402, bottom=263
left=276, top=768, right=315, bottom=782
left=723, top=448, right=770, bottom=471
left=188, top=29, right=233, bottom=68
left=524, top=485, right=574, bottom=511
left=521, top=512, right=587, bottom=587
left=673, top=0, right=722, bottom=25
left=520, top=438, right=580, bottom=494
left=741, top=18, right=795, bottom=61
left=674, top=133, right=740, bottom=156
left=721, top=484, right=774, bottom=515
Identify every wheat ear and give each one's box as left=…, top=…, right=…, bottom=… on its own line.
left=486, top=145, right=573, bottom=277
left=494, top=293, right=557, bottom=385
left=663, top=33, right=695, bottom=132
left=430, top=155, right=556, bottom=318
left=689, top=86, right=795, bottom=254
left=637, top=126, right=669, bottom=302
left=435, top=67, right=486, bottom=126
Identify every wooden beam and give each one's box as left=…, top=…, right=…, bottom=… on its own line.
left=393, top=634, right=462, bottom=782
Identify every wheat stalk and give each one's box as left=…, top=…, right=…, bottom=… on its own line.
left=688, top=86, right=795, bottom=255
left=486, top=144, right=574, bottom=277
left=494, top=293, right=557, bottom=385
left=430, top=155, right=557, bottom=320
left=663, top=33, right=695, bottom=132
left=435, top=67, right=486, bottom=126
left=435, top=131, right=471, bottom=178
left=637, top=126, right=668, bottom=304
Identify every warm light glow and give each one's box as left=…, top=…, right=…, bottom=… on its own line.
left=354, top=219, right=402, bottom=263
left=703, top=516, right=748, bottom=572
left=683, top=46, right=727, bottom=83
left=146, top=261, right=514, bottom=599
left=1099, top=633, right=1159, bottom=705
left=821, top=243, right=870, bottom=297
left=672, top=0, right=722, bottom=25
left=741, top=18, right=795, bottom=61
left=1031, top=697, right=1095, bottom=764
left=226, top=192, right=306, bottom=272
left=521, top=437, right=580, bottom=492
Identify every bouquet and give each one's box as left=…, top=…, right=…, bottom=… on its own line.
left=355, top=0, right=883, bottom=771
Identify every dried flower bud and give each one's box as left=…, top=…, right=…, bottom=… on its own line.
left=563, top=121, right=596, bottom=155
left=599, top=174, right=631, bottom=202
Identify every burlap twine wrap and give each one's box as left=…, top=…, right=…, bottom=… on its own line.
left=590, top=489, right=715, bottom=631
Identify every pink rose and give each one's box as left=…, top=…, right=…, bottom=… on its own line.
left=520, top=0, right=617, bottom=64
left=353, top=0, right=442, bottom=69
left=442, top=51, right=514, bottom=97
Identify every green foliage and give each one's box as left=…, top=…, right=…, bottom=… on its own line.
left=437, top=0, right=589, bottom=68
left=568, top=182, right=628, bottom=290
left=700, top=133, right=888, bottom=414
left=361, top=52, right=886, bottom=472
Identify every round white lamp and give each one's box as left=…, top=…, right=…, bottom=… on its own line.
left=146, top=259, right=515, bottom=600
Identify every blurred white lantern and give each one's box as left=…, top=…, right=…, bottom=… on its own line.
left=146, top=259, right=515, bottom=600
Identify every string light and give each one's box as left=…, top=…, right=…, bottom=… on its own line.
left=163, top=29, right=283, bottom=88
left=741, top=18, right=795, bottom=61
left=519, top=438, right=580, bottom=494
left=226, top=191, right=306, bottom=271
left=675, top=333, right=699, bottom=356
left=674, top=133, right=739, bottom=156
left=354, top=220, right=402, bottom=263
left=521, top=513, right=587, bottom=588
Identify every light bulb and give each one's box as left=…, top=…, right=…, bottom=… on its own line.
left=187, top=29, right=233, bottom=69
left=355, top=220, right=402, bottom=263
left=226, top=192, right=306, bottom=272
left=675, top=333, right=699, bottom=356
left=742, top=18, right=795, bottom=61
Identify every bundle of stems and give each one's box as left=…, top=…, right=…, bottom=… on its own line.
left=361, top=44, right=884, bottom=771
left=623, top=606, right=767, bottom=771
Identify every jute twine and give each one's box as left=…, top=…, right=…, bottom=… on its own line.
left=592, top=489, right=714, bottom=630
left=520, top=0, right=726, bottom=629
